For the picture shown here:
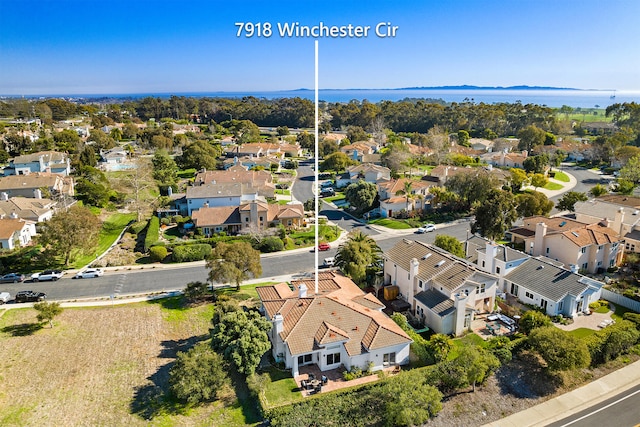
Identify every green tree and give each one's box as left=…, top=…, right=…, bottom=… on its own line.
left=523, top=154, right=550, bottom=174
left=210, top=310, right=271, bottom=375
left=471, top=189, right=518, bottom=241
left=183, top=281, right=211, bottom=303
left=34, top=301, right=63, bottom=328
left=206, top=241, right=262, bottom=291
left=346, top=125, right=368, bottom=142
left=434, top=235, right=465, bottom=258
left=152, top=149, right=178, bottom=189
left=516, top=191, right=554, bottom=217
left=518, top=125, right=547, bottom=152
left=619, top=154, right=640, bottom=184
left=455, top=345, right=500, bottom=392
left=528, top=326, right=590, bottom=371
left=530, top=173, right=548, bottom=190
left=177, top=140, right=221, bottom=170
left=445, top=173, right=497, bottom=211
left=276, top=126, right=289, bottom=136
left=37, top=205, right=101, bottom=266
left=556, top=191, right=588, bottom=212
left=378, top=372, right=443, bottom=426
left=614, top=178, right=636, bottom=195
left=169, top=342, right=229, bottom=403
left=519, top=310, right=552, bottom=335
left=429, top=333, right=453, bottom=362
left=320, top=152, right=356, bottom=172
left=344, top=180, right=378, bottom=216
left=590, top=184, right=608, bottom=197
left=457, top=129, right=470, bottom=147
left=509, top=168, right=529, bottom=192
left=335, top=230, right=382, bottom=286
left=296, top=131, right=314, bottom=150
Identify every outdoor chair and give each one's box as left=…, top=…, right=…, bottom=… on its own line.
left=301, top=380, right=308, bottom=390
left=321, top=375, right=328, bottom=385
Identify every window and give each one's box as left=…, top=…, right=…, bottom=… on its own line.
left=581, top=247, right=587, bottom=254
left=496, top=267, right=501, bottom=274
left=582, top=262, right=588, bottom=270
left=383, top=352, right=396, bottom=366
left=510, top=283, right=519, bottom=296
left=408, top=273, right=410, bottom=280
left=546, top=247, right=550, bottom=254
left=476, top=283, right=486, bottom=294
left=525, top=291, right=534, bottom=299
left=598, top=245, right=603, bottom=251
left=419, top=280, right=423, bottom=289
left=298, top=354, right=313, bottom=365
left=327, top=352, right=341, bottom=365
left=482, top=260, right=485, bottom=268
left=558, top=301, right=563, bottom=311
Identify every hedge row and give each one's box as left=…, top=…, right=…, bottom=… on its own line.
left=144, top=217, right=160, bottom=252
left=172, top=243, right=212, bottom=262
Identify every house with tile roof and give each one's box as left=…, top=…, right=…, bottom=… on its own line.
left=428, top=165, right=508, bottom=186
left=0, top=196, right=56, bottom=222
left=503, top=257, right=604, bottom=317
left=377, top=178, right=432, bottom=218
left=0, top=172, right=74, bottom=198
left=0, top=217, right=36, bottom=250
left=4, top=151, right=71, bottom=176
left=335, top=163, right=391, bottom=188
left=464, top=236, right=530, bottom=290
left=383, top=240, right=498, bottom=336
left=508, top=216, right=624, bottom=273
left=191, top=200, right=304, bottom=236
left=572, top=196, right=640, bottom=254
left=185, top=181, right=275, bottom=215
left=256, top=271, right=412, bottom=377
left=194, top=164, right=273, bottom=187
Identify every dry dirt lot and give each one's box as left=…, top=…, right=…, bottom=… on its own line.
left=0, top=300, right=251, bottom=427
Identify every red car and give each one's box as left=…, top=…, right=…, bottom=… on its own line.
left=318, top=243, right=331, bottom=251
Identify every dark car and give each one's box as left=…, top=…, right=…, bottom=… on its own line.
left=0, top=273, right=26, bottom=283
left=14, top=290, right=46, bottom=303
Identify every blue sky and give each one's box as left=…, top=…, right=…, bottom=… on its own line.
left=1, top=0, right=639, bottom=95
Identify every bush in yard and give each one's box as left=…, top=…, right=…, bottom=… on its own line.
left=519, top=310, right=552, bottom=335
left=149, top=245, right=168, bottom=262
left=184, top=281, right=210, bottom=303
left=128, top=220, right=148, bottom=235
left=169, top=342, right=229, bottom=404
left=172, top=243, right=212, bottom=262
left=586, top=320, right=640, bottom=366
left=528, top=326, right=590, bottom=371
left=144, top=216, right=160, bottom=252
left=259, top=236, right=285, bottom=253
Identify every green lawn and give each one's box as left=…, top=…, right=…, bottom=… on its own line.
left=177, top=168, right=197, bottom=179
left=568, top=328, right=597, bottom=339
left=260, top=367, right=304, bottom=408
left=324, top=193, right=345, bottom=203
left=275, top=189, right=291, bottom=196
left=71, top=212, right=137, bottom=268
left=368, top=218, right=412, bottom=229
left=611, top=303, right=635, bottom=323
left=553, top=171, right=570, bottom=182
left=543, top=182, right=564, bottom=191
left=216, top=282, right=279, bottom=301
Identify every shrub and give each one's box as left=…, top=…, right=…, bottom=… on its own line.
left=169, top=342, right=229, bottom=404
left=260, top=236, right=285, bottom=253
left=144, top=216, right=160, bottom=252
left=519, top=310, right=552, bottom=335
left=149, top=245, right=168, bottom=262
left=128, top=220, right=148, bottom=235
left=184, top=281, right=210, bottom=302
left=586, top=320, right=640, bottom=366
left=160, top=217, right=171, bottom=226
left=172, top=243, right=212, bottom=262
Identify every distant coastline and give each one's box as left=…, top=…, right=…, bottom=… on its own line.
left=2, top=86, right=637, bottom=108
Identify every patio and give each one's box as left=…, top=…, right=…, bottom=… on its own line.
left=294, top=364, right=401, bottom=396
left=472, top=313, right=517, bottom=340
left=555, top=304, right=616, bottom=332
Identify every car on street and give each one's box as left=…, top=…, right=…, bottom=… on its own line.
left=0, top=292, right=10, bottom=304
left=323, top=257, right=335, bottom=267
left=318, top=243, right=331, bottom=251
left=14, top=290, right=46, bottom=303
left=0, top=273, right=26, bottom=283
left=74, top=268, right=104, bottom=279
left=415, top=223, right=436, bottom=234
left=31, top=270, right=64, bottom=282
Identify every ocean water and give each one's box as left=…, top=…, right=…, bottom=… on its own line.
left=129, top=88, right=640, bottom=109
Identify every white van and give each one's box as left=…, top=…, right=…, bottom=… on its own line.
left=323, top=257, right=335, bottom=267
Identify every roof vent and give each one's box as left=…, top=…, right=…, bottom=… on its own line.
left=421, top=253, right=432, bottom=260
left=559, top=221, right=566, bottom=227
left=571, top=231, right=580, bottom=237
left=537, top=265, right=544, bottom=270
left=435, top=260, right=445, bottom=268
left=634, top=210, right=639, bottom=215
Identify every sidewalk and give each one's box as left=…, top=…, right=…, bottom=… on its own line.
left=482, top=359, right=640, bottom=427
left=523, top=168, right=577, bottom=198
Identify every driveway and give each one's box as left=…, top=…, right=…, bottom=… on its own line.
left=555, top=305, right=615, bottom=331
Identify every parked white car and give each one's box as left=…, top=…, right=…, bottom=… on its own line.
left=415, top=223, right=436, bottom=234
left=74, top=268, right=104, bottom=279
left=31, top=270, right=64, bottom=282
left=0, top=292, right=10, bottom=304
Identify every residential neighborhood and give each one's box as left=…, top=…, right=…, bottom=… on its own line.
left=0, top=93, right=639, bottom=427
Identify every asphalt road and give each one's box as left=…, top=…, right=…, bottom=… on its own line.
left=549, top=164, right=615, bottom=212
left=546, top=382, right=640, bottom=427
left=292, top=161, right=315, bottom=204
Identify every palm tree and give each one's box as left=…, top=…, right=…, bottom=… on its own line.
left=402, top=157, right=419, bottom=178
left=335, top=231, right=382, bottom=286
left=429, top=333, right=453, bottom=362
left=395, top=179, right=415, bottom=213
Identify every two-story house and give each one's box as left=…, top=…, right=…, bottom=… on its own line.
left=4, top=151, right=71, bottom=176
left=335, top=163, right=391, bottom=189
left=377, top=178, right=432, bottom=218
left=0, top=173, right=75, bottom=199
left=509, top=216, right=624, bottom=273
left=256, top=270, right=412, bottom=377
left=383, top=240, right=498, bottom=336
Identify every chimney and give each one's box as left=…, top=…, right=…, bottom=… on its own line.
left=522, top=150, right=528, bottom=158
left=484, top=241, right=498, bottom=273
left=298, top=282, right=308, bottom=298
left=0, top=192, right=8, bottom=201
left=273, top=313, right=284, bottom=335
left=410, top=258, right=419, bottom=279
left=167, top=186, right=173, bottom=196
left=33, top=188, right=42, bottom=199
left=10, top=211, right=18, bottom=219
left=533, top=222, right=548, bottom=256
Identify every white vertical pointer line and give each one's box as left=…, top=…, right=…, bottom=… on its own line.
left=559, top=387, right=640, bottom=427
left=314, top=39, right=319, bottom=294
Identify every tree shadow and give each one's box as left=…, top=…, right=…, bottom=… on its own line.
left=1, top=322, right=43, bottom=336
left=146, top=295, right=189, bottom=312
left=129, top=334, right=208, bottom=420
left=495, top=352, right=562, bottom=398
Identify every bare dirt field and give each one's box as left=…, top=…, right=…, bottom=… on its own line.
left=0, top=300, right=252, bottom=427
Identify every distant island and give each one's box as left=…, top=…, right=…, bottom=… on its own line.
left=292, top=85, right=588, bottom=92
